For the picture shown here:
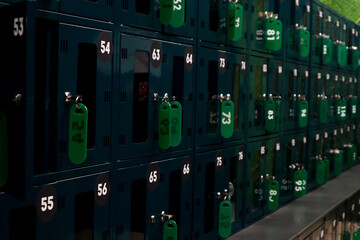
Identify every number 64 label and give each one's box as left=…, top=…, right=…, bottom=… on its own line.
left=68, top=103, right=88, bottom=164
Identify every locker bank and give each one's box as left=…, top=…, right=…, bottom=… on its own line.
left=0, top=0, right=359, bottom=239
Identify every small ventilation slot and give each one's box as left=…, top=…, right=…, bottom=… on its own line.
left=58, top=197, right=66, bottom=209
left=60, top=40, right=68, bottom=53
left=118, top=182, right=125, bottom=192
left=106, top=0, right=113, bottom=6
left=59, top=141, right=67, bottom=153
left=104, top=91, right=111, bottom=102
left=103, top=136, right=110, bottom=147
left=121, top=48, right=128, bottom=59
left=119, top=135, right=126, bottom=145
left=123, top=0, right=129, bottom=10
left=120, top=91, right=127, bottom=102
left=102, top=230, right=110, bottom=240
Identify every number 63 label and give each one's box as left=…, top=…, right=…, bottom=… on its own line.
left=68, top=103, right=88, bottom=164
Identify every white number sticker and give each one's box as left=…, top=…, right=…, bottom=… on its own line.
left=13, top=17, right=24, bottom=37
left=41, top=196, right=54, bottom=212
left=97, top=183, right=108, bottom=196
left=100, top=40, right=111, bottom=54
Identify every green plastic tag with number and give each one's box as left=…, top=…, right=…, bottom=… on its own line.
left=294, top=170, right=307, bottom=197
left=268, top=179, right=279, bottom=211
left=265, top=98, right=276, bottom=132
left=0, top=111, right=7, bottom=188
left=170, top=101, right=182, bottom=147
left=351, top=49, right=360, bottom=70
left=298, top=28, right=310, bottom=57
left=324, top=159, right=330, bottom=182
left=334, top=152, right=343, bottom=176
left=159, top=102, right=172, bottom=150
left=171, top=0, right=185, bottom=28
left=218, top=200, right=232, bottom=239
left=337, top=43, right=348, bottom=67
left=346, top=146, right=357, bottom=167
left=221, top=100, right=234, bottom=139
left=265, top=18, right=282, bottom=51
left=298, top=100, right=308, bottom=128
left=319, top=98, right=328, bottom=123
left=227, top=2, right=243, bottom=41
left=336, top=99, right=347, bottom=121
left=160, top=0, right=174, bottom=25
left=68, top=103, right=88, bottom=164
left=207, top=100, right=218, bottom=134
left=350, top=98, right=357, bottom=118
left=353, top=231, right=360, bottom=240
left=163, top=219, right=177, bottom=240
left=316, top=160, right=325, bottom=185
left=322, top=38, right=332, bottom=63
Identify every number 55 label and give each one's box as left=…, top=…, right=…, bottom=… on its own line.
left=37, top=185, right=57, bottom=222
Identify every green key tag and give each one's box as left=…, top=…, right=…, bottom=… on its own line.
left=159, top=102, right=172, bottom=150
left=337, top=43, right=348, bottom=67
left=294, top=170, right=303, bottom=198
left=0, top=110, right=8, bottom=188
left=351, top=49, right=360, bottom=70
left=336, top=99, right=347, bottom=120
left=316, top=160, right=325, bottom=185
left=170, top=101, right=182, bottom=147
left=334, top=152, right=343, bottom=176
left=298, top=100, right=308, bottom=128
left=268, top=179, right=279, bottom=211
left=347, top=146, right=357, bottom=167
left=265, top=18, right=282, bottom=51
left=353, top=231, right=360, bottom=240
left=340, top=99, right=347, bottom=121
left=301, top=169, right=307, bottom=195
left=218, top=200, right=232, bottom=239
left=221, top=100, right=234, bottom=139
left=319, top=98, right=328, bottom=123
left=350, top=98, right=357, bottom=118
left=298, top=28, right=310, bottom=57
left=163, top=219, right=177, bottom=240
left=265, top=98, right=276, bottom=131
left=322, top=38, right=332, bottom=63
left=207, top=100, right=218, bottom=134
left=68, top=103, right=88, bottom=164
left=170, top=0, right=185, bottom=28
left=160, top=0, right=174, bottom=25
left=227, top=2, right=243, bottom=41
left=324, top=159, right=330, bottom=182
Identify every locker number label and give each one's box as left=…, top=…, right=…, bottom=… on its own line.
left=13, top=17, right=24, bottom=37
left=151, top=41, right=162, bottom=68
left=37, top=185, right=57, bottom=222
left=97, top=32, right=113, bottom=63
left=216, top=151, right=223, bottom=172
left=182, top=157, right=191, bottom=181
left=147, top=164, right=160, bottom=191
left=95, top=174, right=110, bottom=206
left=185, top=46, right=194, bottom=71
left=219, top=52, right=226, bottom=74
